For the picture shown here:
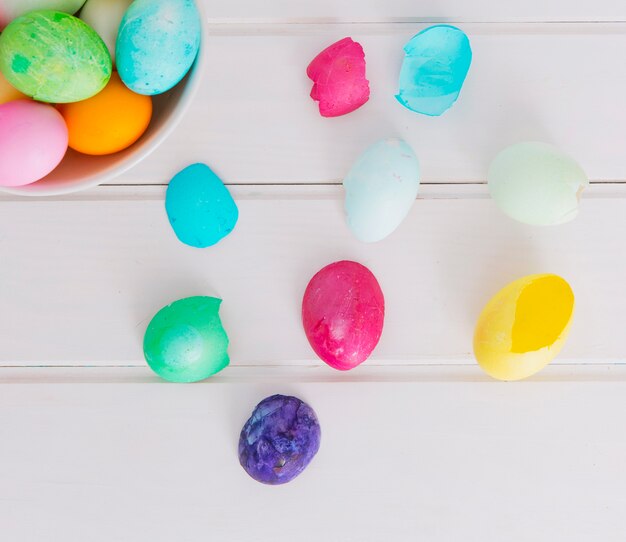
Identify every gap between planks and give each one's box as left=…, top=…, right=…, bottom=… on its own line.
left=203, top=21, right=626, bottom=36
left=1, top=182, right=625, bottom=203
left=1, top=364, right=626, bottom=384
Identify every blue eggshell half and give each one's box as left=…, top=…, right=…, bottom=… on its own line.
left=165, top=163, right=239, bottom=248
left=116, top=0, right=201, bottom=95
left=396, top=25, right=472, bottom=116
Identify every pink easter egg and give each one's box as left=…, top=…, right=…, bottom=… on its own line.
left=302, top=260, right=385, bottom=370
left=306, top=37, right=370, bottom=118
left=0, top=100, right=68, bottom=187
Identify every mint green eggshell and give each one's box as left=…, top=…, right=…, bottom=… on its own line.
left=488, top=142, right=588, bottom=226
left=143, top=296, right=230, bottom=383
left=0, top=11, right=111, bottom=103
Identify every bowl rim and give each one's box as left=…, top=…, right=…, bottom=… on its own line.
left=0, top=1, right=208, bottom=197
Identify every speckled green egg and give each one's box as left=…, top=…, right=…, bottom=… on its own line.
left=488, top=142, right=588, bottom=226
left=0, top=10, right=111, bottom=103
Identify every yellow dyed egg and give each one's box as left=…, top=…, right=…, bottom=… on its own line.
left=0, top=70, right=26, bottom=104
left=474, top=274, right=574, bottom=381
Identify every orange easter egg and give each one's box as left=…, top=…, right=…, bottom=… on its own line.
left=58, top=72, right=152, bottom=155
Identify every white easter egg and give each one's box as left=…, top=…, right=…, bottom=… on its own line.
left=0, top=0, right=86, bottom=29
left=80, top=0, right=133, bottom=65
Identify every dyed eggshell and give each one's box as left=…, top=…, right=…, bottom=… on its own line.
left=0, top=0, right=86, bottom=29
left=396, top=25, right=472, bottom=116
left=488, top=142, right=589, bottom=226
left=239, top=395, right=321, bottom=485
left=344, top=138, right=420, bottom=243
left=58, top=72, right=152, bottom=155
left=165, top=163, right=239, bottom=248
left=307, top=37, right=370, bottom=117
left=302, top=260, right=385, bottom=371
left=0, top=70, right=26, bottom=104
left=143, top=296, right=230, bottom=383
left=80, top=0, right=133, bottom=64
left=0, top=11, right=111, bottom=103
left=0, top=100, right=68, bottom=187
left=116, top=0, right=201, bottom=95
left=474, top=274, right=575, bottom=381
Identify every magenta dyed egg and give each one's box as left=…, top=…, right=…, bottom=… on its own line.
left=302, top=260, right=385, bottom=370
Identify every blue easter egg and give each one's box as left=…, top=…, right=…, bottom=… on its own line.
left=344, top=138, right=420, bottom=243
left=116, top=0, right=201, bottom=95
left=396, top=25, right=472, bottom=116
left=165, top=163, right=239, bottom=248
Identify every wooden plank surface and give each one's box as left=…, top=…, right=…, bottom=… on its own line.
left=117, top=23, right=626, bottom=185
left=1, top=184, right=625, bottom=367
left=3, top=4, right=626, bottom=541
left=1, top=365, right=626, bottom=542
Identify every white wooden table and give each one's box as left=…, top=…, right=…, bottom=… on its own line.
left=2, top=2, right=626, bottom=540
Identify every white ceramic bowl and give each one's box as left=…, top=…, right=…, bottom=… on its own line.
left=1, top=4, right=207, bottom=197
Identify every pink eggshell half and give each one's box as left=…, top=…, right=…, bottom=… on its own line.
left=302, top=260, right=385, bottom=370
left=306, top=37, right=370, bottom=118
left=0, top=100, right=68, bottom=187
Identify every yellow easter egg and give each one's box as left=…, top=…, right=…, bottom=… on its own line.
left=473, top=274, right=574, bottom=381
left=0, top=70, right=26, bottom=104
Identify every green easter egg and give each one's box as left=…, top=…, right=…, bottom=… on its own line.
left=143, top=296, right=230, bottom=383
left=0, top=10, right=111, bottom=103
left=488, top=142, right=588, bottom=226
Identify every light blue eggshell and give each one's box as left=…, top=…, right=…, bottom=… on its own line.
left=344, top=139, right=420, bottom=243
left=116, top=0, right=201, bottom=95
left=396, top=25, right=472, bottom=116
left=165, top=163, right=239, bottom=248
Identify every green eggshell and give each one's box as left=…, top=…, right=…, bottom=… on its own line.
left=143, top=296, right=230, bottom=383
left=0, top=10, right=111, bottom=103
left=488, top=142, right=588, bottom=226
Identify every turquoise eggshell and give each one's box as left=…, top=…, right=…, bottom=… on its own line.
left=165, top=163, right=239, bottom=248
left=344, top=138, right=420, bottom=243
left=116, top=0, right=201, bottom=95
left=396, top=25, right=472, bottom=116
left=488, top=142, right=588, bottom=226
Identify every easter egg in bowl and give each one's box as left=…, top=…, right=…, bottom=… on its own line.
left=0, top=0, right=206, bottom=196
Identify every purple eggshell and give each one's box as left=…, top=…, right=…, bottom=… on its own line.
left=238, top=394, right=321, bottom=485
